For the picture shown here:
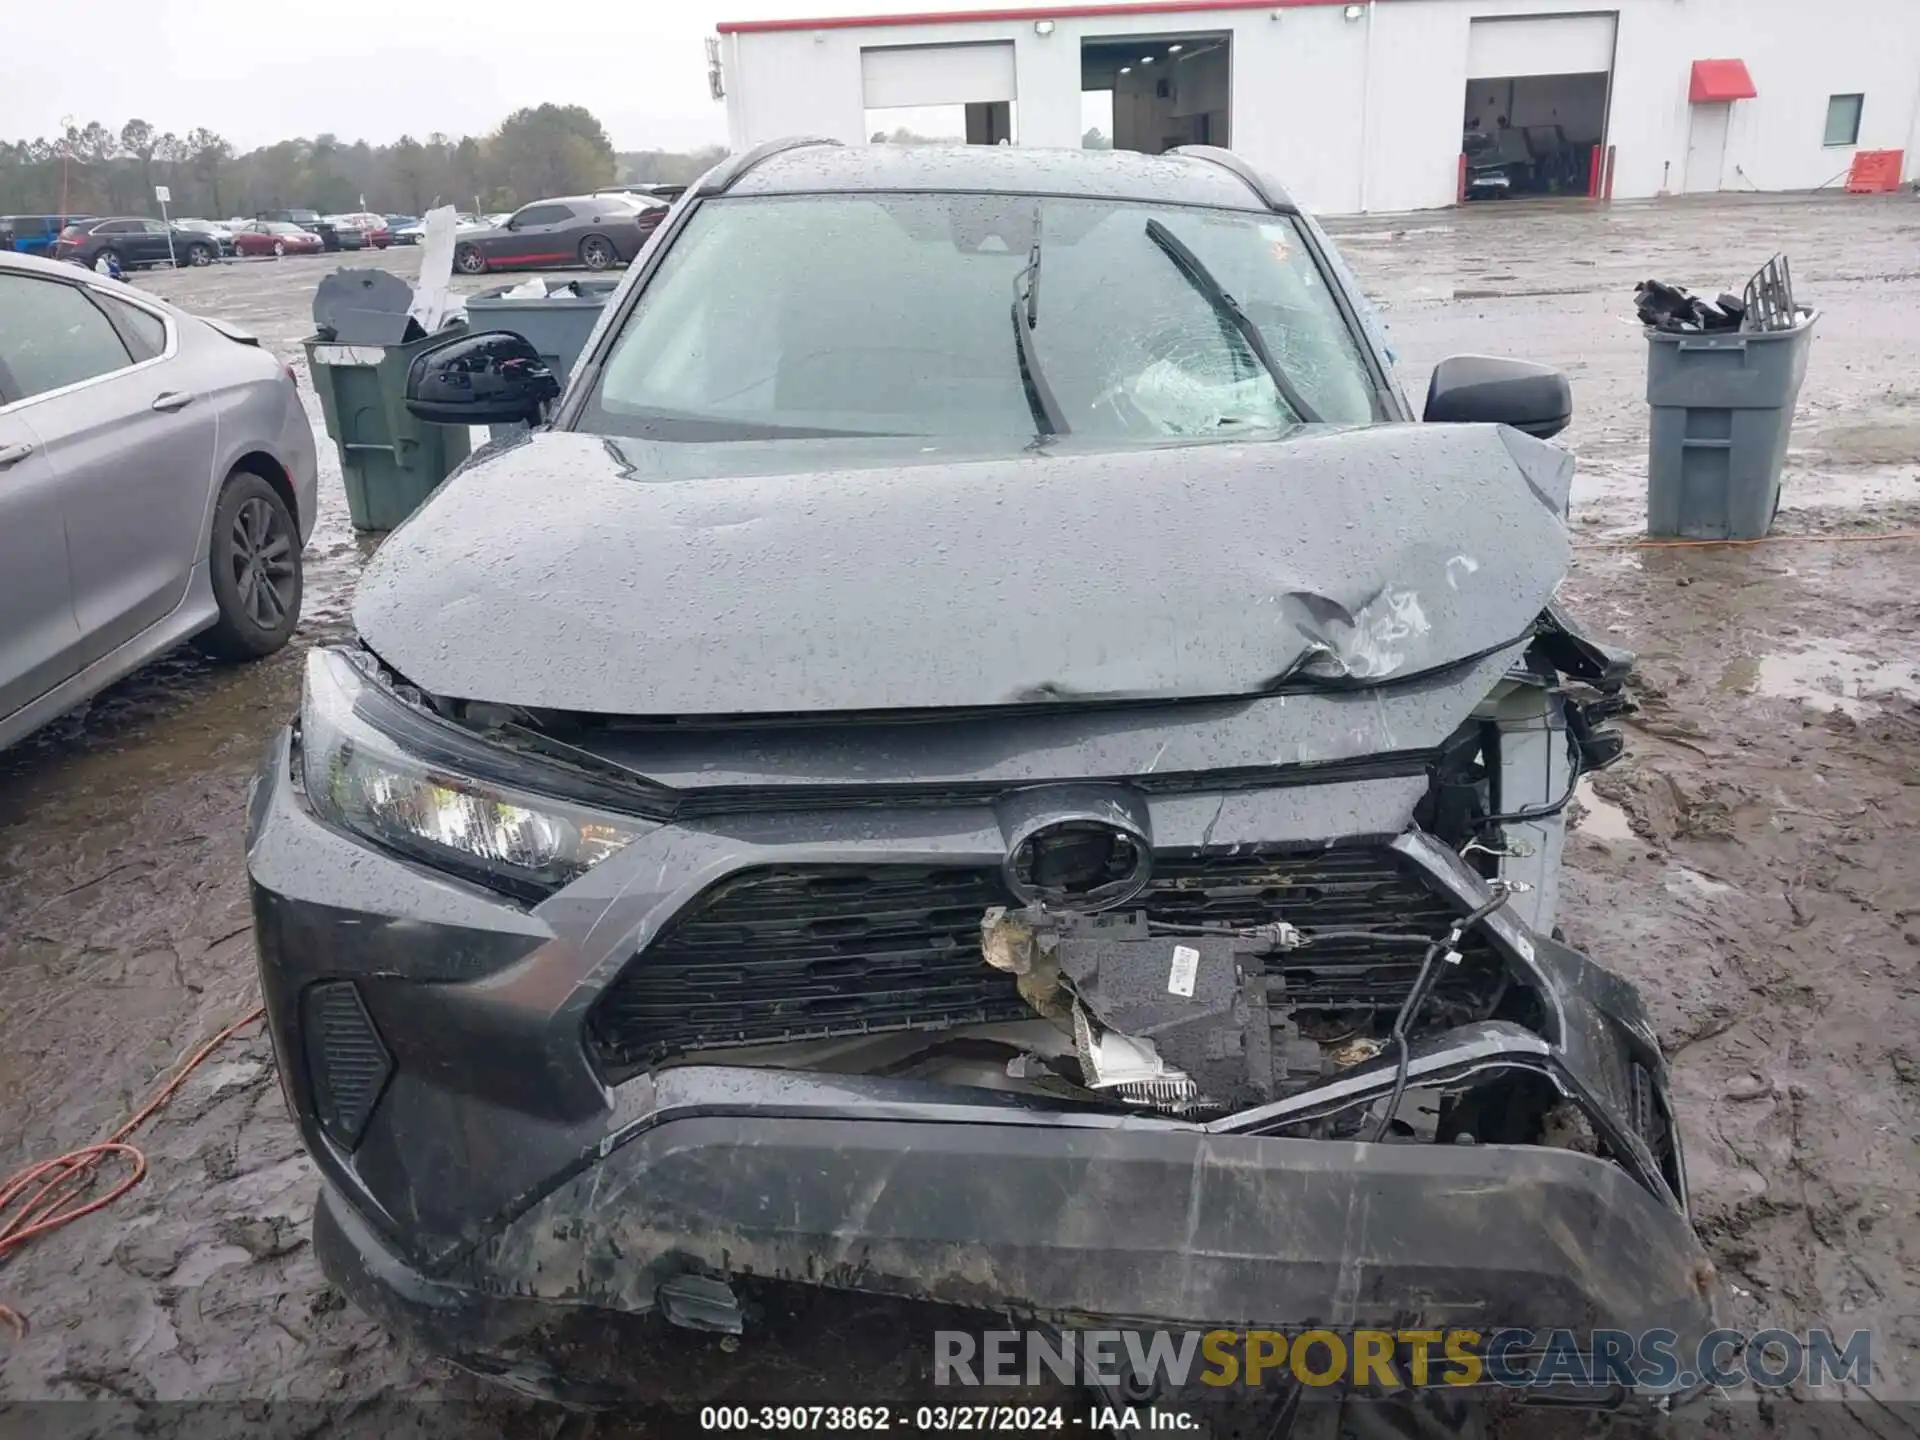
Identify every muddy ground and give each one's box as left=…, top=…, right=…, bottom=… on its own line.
left=1, top=194, right=1917, bottom=1436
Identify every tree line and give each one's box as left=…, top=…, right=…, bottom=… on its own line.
left=0, top=105, right=727, bottom=221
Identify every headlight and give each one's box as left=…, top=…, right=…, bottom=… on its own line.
left=299, top=648, right=650, bottom=897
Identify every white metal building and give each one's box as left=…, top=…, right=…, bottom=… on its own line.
left=713, top=0, right=1920, bottom=215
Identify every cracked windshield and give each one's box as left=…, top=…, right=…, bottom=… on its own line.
left=588, top=193, right=1380, bottom=440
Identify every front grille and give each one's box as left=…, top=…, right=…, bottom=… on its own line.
left=1144, top=849, right=1499, bottom=1013
left=588, top=847, right=1507, bottom=1073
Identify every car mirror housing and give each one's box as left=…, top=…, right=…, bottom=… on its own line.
left=1423, top=354, right=1572, bottom=440
left=405, top=330, right=562, bottom=428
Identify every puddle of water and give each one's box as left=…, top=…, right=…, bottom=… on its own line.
left=1724, top=649, right=1920, bottom=716
left=1573, top=777, right=1634, bottom=841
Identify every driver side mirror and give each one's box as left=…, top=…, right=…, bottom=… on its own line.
left=405, top=330, right=561, bottom=427
left=1423, top=355, right=1571, bottom=440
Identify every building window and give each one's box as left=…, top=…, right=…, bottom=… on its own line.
left=1824, top=93, right=1864, bottom=147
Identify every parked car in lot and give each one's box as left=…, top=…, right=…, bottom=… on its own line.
left=0, top=250, right=315, bottom=751
left=53, top=216, right=223, bottom=270
left=249, top=141, right=1711, bottom=1424
left=449, top=194, right=654, bottom=274
left=2, top=214, right=94, bottom=257
left=173, top=219, right=238, bottom=258
left=231, top=221, right=324, bottom=258
left=318, top=215, right=369, bottom=251
left=328, top=212, right=391, bottom=248
left=384, top=214, right=420, bottom=244
left=257, top=208, right=343, bottom=251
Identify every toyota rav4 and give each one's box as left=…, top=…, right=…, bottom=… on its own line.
left=246, top=140, right=1715, bottom=1430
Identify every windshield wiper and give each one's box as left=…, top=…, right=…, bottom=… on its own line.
left=1011, top=213, right=1069, bottom=437
left=1143, top=218, right=1323, bottom=425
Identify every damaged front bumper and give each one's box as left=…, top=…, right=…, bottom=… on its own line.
left=249, top=707, right=1716, bottom=1406
left=315, top=1059, right=1716, bottom=1402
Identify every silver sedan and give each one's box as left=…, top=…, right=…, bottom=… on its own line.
left=0, top=249, right=317, bottom=750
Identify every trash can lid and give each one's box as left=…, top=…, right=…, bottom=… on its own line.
left=313, top=268, right=423, bottom=345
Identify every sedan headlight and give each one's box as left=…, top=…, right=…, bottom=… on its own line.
left=299, top=648, right=651, bottom=897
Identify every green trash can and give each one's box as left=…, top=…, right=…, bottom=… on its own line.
left=303, top=327, right=472, bottom=532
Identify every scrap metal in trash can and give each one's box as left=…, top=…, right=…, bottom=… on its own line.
left=303, top=267, right=471, bottom=532
left=1641, top=254, right=1816, bottom=542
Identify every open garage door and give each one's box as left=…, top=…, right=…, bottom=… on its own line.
left=1462, top=14, right=1616, bottom=203
left=1080, top=33, right=1231, bottom=155
left=862, top=42, right=1017, bottom=144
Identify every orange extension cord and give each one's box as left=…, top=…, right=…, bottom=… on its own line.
left=0, top=1006, right=266, bottom=1341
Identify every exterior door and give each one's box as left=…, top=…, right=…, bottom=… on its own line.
left=1684, top=102, right=1731, bottom=193
left=0, top=408, right=82, bottom=719
left=92, top=219, right=143, bottom=263
left=137, top=219, right=177, bottom=264
left=0, top=271, right=216, bottom=663
left=497, top=203, right=575, bottom=266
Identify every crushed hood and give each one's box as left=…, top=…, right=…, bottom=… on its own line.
left=354, top=424, right=1572, bottom=715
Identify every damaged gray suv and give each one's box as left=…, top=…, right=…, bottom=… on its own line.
left=246, top=141, right=1715, bottom=1422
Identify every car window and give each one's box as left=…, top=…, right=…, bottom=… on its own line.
left=512, top=204, right=572, bottom=228
left=0, top=273, right=136, bottom=400
left=582, top=193, right=1382, bottom=442
left=142, top=221, right=171, bottom=235
left=92, top=292, right=169, bottom=362
left=97, top=220, right=139, bottom=235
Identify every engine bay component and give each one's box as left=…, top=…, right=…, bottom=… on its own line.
left=983, top=906, right=1324, bottom=1113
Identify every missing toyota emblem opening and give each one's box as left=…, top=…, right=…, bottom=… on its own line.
left=1005, top=819, right=1152, bottom=911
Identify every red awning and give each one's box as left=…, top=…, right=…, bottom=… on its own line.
left=1690, top=59, right=1757, bottom=104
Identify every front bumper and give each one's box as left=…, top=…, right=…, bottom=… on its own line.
left=315, top=1063, right=1717, bottom=1370
left=247, top=723, right=1715, bottom=1397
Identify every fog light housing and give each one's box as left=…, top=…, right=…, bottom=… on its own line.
left=302, top=980, right=392, bottom=1150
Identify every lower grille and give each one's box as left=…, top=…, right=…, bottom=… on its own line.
left=302, top=980, right=393, bottom=1149
left=588, top=847, right=1506, bottom=1073
left=1628, top=1059, right=1677, bottom=1185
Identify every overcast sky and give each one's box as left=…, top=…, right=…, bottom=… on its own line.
left=0, top=0, right=1105, bottom=154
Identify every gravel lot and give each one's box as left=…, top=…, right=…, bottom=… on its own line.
left=2, top=194, right=1917, bottom=1437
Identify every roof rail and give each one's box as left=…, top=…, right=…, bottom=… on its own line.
left=696, top=136, right=844, bottom=196
left=1169, top=145, right=1296, bottom=213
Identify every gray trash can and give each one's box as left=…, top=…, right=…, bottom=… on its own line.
left=1645, top=312, right=1817, bottom=541
left=464, top=278, right=620, bottom=381
left=464, top=279, right=619, bottom=445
